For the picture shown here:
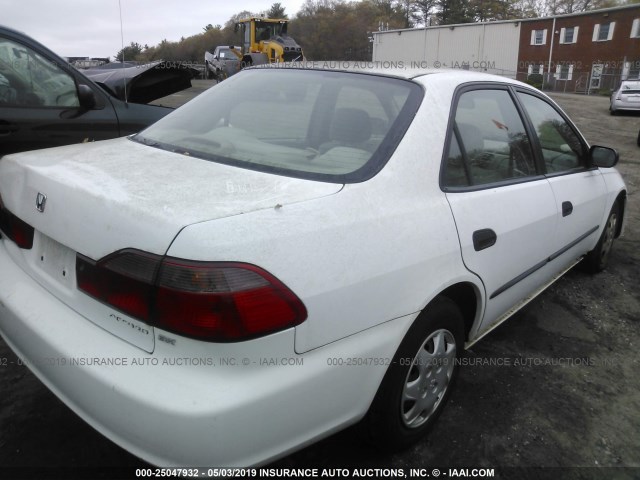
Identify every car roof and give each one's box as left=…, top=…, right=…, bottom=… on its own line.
left=251, top=61, right=529, bottom=87
left=0, top=24, right=25, bottom=37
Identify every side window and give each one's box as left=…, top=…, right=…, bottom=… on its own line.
left=444, top=134, right=469, bottom=186
left=517, top=92, right=585, bottom=173
left=0, top=37, right=79, bottom=107
left=443, top=89, right=537, bottom=187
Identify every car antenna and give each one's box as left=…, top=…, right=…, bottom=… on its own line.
left=118, top=0, right=128, bottom=104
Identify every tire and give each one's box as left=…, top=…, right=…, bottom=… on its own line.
left=581, top=201, right=620, bottom=273
left=365, top=297, right=464, bottom=451
left=216, top=68, right=228, bottom=83
left=637, top=129, right=640, bottom=148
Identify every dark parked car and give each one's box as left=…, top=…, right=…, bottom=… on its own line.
left=83, top=61, right=199, bottom=104
left=0, top=25, right=175, bottom=156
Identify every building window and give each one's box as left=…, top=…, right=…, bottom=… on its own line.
left=559, top=26, right=579, bottom=44
left=623, top=61, right=640, bottom=80
left=598, top=23, right=610, bottom=40
left=593, top=22, right=615, bottom=42
left=527, top=64, right=544, bottom=75
left=530, top=29, right=547, bottom=45
left=631, top=19, right=640, bottom=38
left=555, top=64, right=574, bottom=80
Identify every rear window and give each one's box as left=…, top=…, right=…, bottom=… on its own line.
left=620, top=82, right=640, bottom=94
left=134, top=68, right=423, bottom=183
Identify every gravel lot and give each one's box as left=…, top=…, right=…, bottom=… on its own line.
left=1, top=81, right=639, bottom=479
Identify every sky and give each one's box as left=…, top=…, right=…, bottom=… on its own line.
left=1, top=0, right=306, bottom=59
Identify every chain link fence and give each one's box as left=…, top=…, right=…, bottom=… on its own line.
left=516, top=62, right=640, bottom=95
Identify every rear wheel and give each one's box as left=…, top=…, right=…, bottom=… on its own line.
left=582, top=201, right=620, bottom=273
left=366, top=297, right=464, bottom=451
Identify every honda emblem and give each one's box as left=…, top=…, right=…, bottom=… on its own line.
left=36, top=192, right=47, bottom=212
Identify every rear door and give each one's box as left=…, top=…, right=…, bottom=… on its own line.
left=442, top=86, right=558, bottom=337
left=0, top=32, right=120, bottom=156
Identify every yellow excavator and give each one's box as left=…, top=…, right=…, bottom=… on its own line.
left=234, top=17, right=304, bottom=66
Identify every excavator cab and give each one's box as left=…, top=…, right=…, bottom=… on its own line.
left=235, top=18, right=304, bottom=66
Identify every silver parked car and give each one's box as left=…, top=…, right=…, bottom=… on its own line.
left=610, top=80, right=640, bottom=114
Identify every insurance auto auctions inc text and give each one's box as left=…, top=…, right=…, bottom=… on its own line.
left=254, top=468, right=495, bottom=478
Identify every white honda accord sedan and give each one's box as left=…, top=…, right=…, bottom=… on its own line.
left=0, top=65, right=626, bottom=467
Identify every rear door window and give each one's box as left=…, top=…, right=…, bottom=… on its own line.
left=443, top=88, right=537, bottom=188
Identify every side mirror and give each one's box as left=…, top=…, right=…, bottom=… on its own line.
left=590, top=145, right=619, bottom=168
left=78, top=84, right=97, bottom=110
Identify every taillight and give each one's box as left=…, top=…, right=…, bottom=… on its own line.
left=0, top=194, right=34, bottom=249
left=77, top=250, right=159, bottom=321
left=76, top=250, right=307, bottom=342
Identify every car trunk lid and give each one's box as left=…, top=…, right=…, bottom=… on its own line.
left=0, top=137, right=342, bottom=351
left=0, top=137, right=342, bottom=259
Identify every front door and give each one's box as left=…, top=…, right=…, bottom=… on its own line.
left=0, top=34, right=119, bottom=156
left=516, top=90, right=608, bottom=265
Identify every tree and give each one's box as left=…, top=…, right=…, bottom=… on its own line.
left=470, top=0, right=520, bottom=21
left=395, top=0, right=418, bottom=27
left=225, top=10, right=256, bottom=29
left=267, top=2, right=288, bottom=18
left=436, top=0, right=473, bottom=24
left=529, top=0, right=622, bottom=16
left=115, top=42, right=144, bottom=62
left=414, top=0, right=439, bottom=26
left=290, top=0, right=408, bottom=60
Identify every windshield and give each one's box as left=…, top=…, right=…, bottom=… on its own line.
left=134, top=69, right=422, bottom=183
left=218, top=49, right=238, bottom=59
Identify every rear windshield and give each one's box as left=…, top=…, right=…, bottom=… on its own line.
left=134, top=68, right=423, bottom=183
left=621, top=82, right=640, bottom=94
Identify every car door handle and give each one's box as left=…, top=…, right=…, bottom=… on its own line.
left=562, top=201, right=573, bottom=217
left=472, top=229, right=497, bottom=251
left=0, top=120, right=19, bottom=136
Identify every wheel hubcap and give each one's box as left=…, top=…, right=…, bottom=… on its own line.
left=600, top=212, right=617, bottom=262
left=401, top=328, right=456, bottom=429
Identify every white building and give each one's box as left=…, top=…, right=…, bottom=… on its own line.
left=372, top=20, right=521, bottom=78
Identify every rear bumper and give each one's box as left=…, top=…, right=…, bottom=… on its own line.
left=611, top=100, right=640, bottom=112
left=0, top=241, right=412, bottom=466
